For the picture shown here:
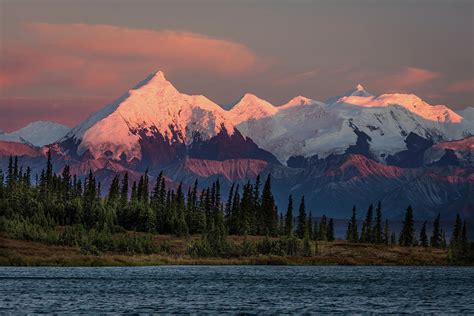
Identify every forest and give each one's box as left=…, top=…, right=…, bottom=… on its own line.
left=0, top=152, right=472, bottom=264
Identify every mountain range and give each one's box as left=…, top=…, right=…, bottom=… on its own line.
left=1, top=71, right=472, bottom=219
left=0, top=121, right=70, bottom=147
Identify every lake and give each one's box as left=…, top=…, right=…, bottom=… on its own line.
left=1, top=266, right=473, bottom=313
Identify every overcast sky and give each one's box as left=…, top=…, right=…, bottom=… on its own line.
left=1, top=0, right=473, bottom=131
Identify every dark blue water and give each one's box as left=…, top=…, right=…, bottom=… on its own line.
left=0, top=266, right=473, bottom=313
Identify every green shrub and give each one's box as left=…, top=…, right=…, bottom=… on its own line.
left=256, top=236, right=274, bottom=255
left=284, top=235, right=301, bottom=256
left=188, top=238, right=214, bottom=257
left=302, top=237, right=313, bottom=257
left=1, top=216, right=60, bottom=244
left=241, top=238, right=257, bottom=256
left=158, top=240, right=173, bottom=254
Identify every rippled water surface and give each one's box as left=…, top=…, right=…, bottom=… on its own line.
left=0, top=266, right=473, bottom=313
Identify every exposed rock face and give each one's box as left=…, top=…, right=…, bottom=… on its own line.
left=0, top=141, right=44, bottom=157
left=1, top=72, right=472, bottom=219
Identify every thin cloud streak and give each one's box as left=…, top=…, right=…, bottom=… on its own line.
left=445, top=79, right=474, bottom=93
left=379, top=67, right=440, bottom=91
left=0, top=22, right=262, bottom=93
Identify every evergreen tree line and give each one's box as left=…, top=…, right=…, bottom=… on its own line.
left=0, top=153, right=471, bottom=261
left=346, top=202, right=397, bottom=245
left=345, top=203, right=471, bottom=262
left=0, top=154, right=329, bottom=240
left=284, top=195, right=335, bottom=242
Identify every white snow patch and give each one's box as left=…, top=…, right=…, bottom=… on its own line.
left=69, top=71, right=234, bottom=161
left=0, top=121, right=70, bottom=147
left=62, top=73, right=474, bottom=165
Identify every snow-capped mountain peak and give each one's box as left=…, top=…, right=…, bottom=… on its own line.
left=53, top=71, right=472, bottom=167
left=279, top=96, right=317, bottom=109
left=351, top=84, right=372, bottom=97
left=228, top=93, right=277, bottom=125
left=0, top=121, right=70, bottom=147
left=325, top=84, right=373, bottom=104
left=336, top=92, right=463, bottom=123
left=64, top=71, right=235, bottom=162
left=132, top=70, right=177, bottom=93
left=237, top=93, right=273, bottom=106
left=234, top=85, right=471, bottom=164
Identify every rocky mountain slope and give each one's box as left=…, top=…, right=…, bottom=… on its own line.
left=0, top=71, right=472, bottom=219
left=232, top=84, right=471, bottom=164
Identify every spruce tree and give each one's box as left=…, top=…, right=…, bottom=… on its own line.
left=46, top=150, right=53, bottom=187
left=419, top=221, right=428, bottom=247
left=174, top=183, right=188, bottom=236
left=239, top=182, right=253, bottom=235
left=253, top=174, right=261, bottom=209
left=107, top=175, right=120, bottom=207
left=327, top=218, right=335, bottom=241
left=312, top=218, right=318, bottom=241
left=430, top=214, right=442, bottom=248
left=253, top=175, right=261, bottom=233
left=216, top=180, right=222, bottom=208
left=61, top=165, right=72, bottom=199
left=383, top=220, right=390, bottom=245
left=279, top=212, right=284, bottom=235
left=284, top=195, right=294, bottom=236
left=349, top=206, right=358, bottom=242
left=228, top=185, right=240, bottom=235
left=137, top=169, right=149, bottom=203
left=451, top=214, right=462, bottom=245
left=260, top=175, right=277, bottom=236
left=163, top=190, right=175, bottom=233
left=449, top=216, right=468, bottom=262
left=83, top=170, right=98, bottom=227
left=360, top=204, right=373, bottom=243
left=13, top=157, right=18, bottom=183
left=0, top=169, right=4, bottom=209
left=461, top=220, right=468, bottom=254
left=374, top=201, right=383, bottom=243
left=308, top=211, right=313, bottom=239
left=24, top=166, right=31, bottom=188
left=130, top=181, right=137, bottom=202
left=346, top=221, right=352, bottom=242
left=318, top=215, right=328, bottom=241
left=296, top=196, right=306, bottom=239
left=224, top=183, right=234, bottom=222
left=120, top=172, right=129, bottom=206
left=399, top=205, right=414, bottom=247
left=158, top=176, right=167, bottom=231
left=7, top=156, right=13, bottom=189
left=441, top=229, right=447, bottom=248
left=151, top=173, right=163, bottom=232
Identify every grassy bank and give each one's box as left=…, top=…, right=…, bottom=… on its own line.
left=0, top=234, right=452, bottom=266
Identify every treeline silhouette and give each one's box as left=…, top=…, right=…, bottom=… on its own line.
left=0, top=152, right=471, bottom=262
left=345, top=204, right=471, bottom=263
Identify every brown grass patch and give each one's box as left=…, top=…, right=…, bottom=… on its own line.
left=0, top=235, right=451, bottom=267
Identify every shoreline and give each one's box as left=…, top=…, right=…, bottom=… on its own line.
left=2, top=235, right=465, bottom=267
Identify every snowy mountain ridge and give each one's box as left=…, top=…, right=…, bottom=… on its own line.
left=228, top=93, right=278, bottom=125
left=13, top=71, right=472, bottom=166
left=229, top=84, right=471, bottom=163
left=1, top=72, right=472, bottom=217
left=0, top=121, right=70, bottom=147
left=63, top=71, right=235, bottom=162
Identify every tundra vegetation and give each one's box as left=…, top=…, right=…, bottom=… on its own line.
left=0, top=153, right=472, bottom=266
